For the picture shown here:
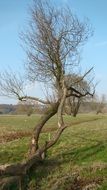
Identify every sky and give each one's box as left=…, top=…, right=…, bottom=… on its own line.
left=0, top=0, right=107, bottom=104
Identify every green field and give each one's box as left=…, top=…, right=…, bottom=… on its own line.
left=1, top=114, right=107, bottom=189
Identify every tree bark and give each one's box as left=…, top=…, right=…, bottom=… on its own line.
left=41, top=83, right=67, bottom=151
left=57, top=82, right=67, bottom=127
left=29, top=102, right=59, bottom=155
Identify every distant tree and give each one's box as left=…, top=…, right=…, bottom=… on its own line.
left=96, top=94, right=106, bottom=114
left=89, top=94, right=98, bottom=112
left=89, top=94, right=107, bottom=114
left=65, top=74, right=92, bottom=117
left=0, top=104, right=15, bottom=114
left=65, top=94, right=82, bottom=117
left=16, top=102, right=33, bottom=116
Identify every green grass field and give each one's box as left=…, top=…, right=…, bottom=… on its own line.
left=1, top=114, right=107, bottom=189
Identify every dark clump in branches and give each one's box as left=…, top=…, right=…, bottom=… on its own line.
left=0, top=0, right=95, bottom=189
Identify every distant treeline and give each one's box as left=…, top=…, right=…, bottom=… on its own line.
left=0, top=100, right=107, bottom=115
left=0, top=102, right=49, bottom=115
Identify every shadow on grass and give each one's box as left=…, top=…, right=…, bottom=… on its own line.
left=7, top=140, right=106, bottom=189
left=55, top=142, right=106, bottom=165
left=25, top=142, right=106, bottom=189
left=26, top=158, right=62, bottom=189
left=0, top=159, right=61, bottom=190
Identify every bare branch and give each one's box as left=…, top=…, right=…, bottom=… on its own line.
left=21, top=1, right=92, bottom=84
left=0, top=71, right=25, bottom=99
left=18, top=95, right=51, bottom=104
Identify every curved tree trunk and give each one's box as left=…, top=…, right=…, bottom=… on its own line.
left=29, top=102, right=59, bottom=156
left=57, top=84, right=67, bottom=127
left=0, top=87, right=68, bottom=189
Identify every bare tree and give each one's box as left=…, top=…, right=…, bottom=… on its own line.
left=96, top=94, right=106, bottom=114
left=0, top=0, right=95, bottom=188
left=0, top=0, right=94, bottom=157
left=65, top=73, right=92, bottom=117
left=65, top=96, right=81, bottom=117
left=89, top=94, right=106, bottom=114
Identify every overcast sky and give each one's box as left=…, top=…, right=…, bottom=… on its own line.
left=0, top=0, right=107, bottom=104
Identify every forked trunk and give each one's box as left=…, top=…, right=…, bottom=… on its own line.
left=29, top=102, right=59, bottom=156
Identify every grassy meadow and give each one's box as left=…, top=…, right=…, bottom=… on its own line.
left=1, top=114, right=107, bottom=189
